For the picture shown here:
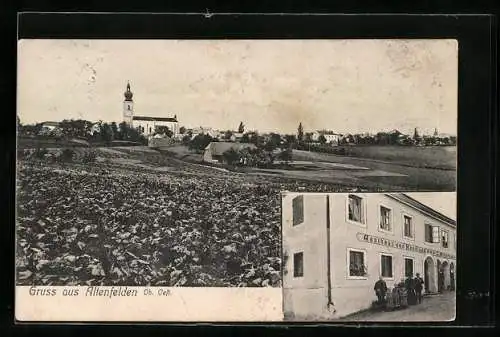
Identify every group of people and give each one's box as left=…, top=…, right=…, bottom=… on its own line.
left=374, top=273, right=425, bottom=308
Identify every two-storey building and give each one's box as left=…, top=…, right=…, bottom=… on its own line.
left=282, top=192, right=456, bottom=320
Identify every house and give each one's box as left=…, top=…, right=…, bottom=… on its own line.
left=282, top=192, right=456, bottom=320
left=39, top=121, right=63, bottom=136
left=203, top=142, right=257, bottom=163
left=312, top=130, right=343, bottom=145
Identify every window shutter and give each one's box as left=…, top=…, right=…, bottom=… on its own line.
left=432, top=226, right=440, bottom=243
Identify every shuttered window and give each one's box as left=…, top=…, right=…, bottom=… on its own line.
left=432, top=226, right=440, bottom=243
left=348, top=195, right=363, bottom=223
left=380, top=206, right=392, bottom=231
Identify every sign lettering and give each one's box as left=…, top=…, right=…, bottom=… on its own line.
left=356, top=233, right=456, bottom=260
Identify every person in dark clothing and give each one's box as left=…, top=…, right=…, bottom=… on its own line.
left=405, top=274, right=417, bottom=305
left=374, top=276, right=388, bottom=305
left=414, top=273, right=425, bottom=304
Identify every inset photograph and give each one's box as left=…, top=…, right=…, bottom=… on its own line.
left=282, top=192, right=456, bottom=321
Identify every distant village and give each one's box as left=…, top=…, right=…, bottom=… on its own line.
left=17, top=82, right=457, bottom=167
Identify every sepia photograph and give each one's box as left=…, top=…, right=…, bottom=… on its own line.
left=281, top=192, right=456, bottom=322
left=16, top=39, right=456, bottom=293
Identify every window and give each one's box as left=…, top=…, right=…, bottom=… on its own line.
left=441, top=229, right=449, bottom=248
left=381, top=254, right=393, bottom=278
left=149, top=127, right=152, bottom=133
left=403, top=215, right=413, bottom=238
left=292, top=195, right=304, bottom=226
left=425, top=224, right=440, bottom=243
left=349, top=250, right=366, bottom=277
left=404, top=258, right=414, bottom=277
left=379, top=206, right=392, bottom=231
left=348, top=195, right=363, bottom=223
left=127, top=105, right=131, bottom=110
left=293, top=252, right=304, bottom=277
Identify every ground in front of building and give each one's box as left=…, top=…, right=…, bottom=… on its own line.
left=341, top=291, right=456, bottom=322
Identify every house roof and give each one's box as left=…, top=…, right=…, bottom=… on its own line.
left=316, top=130, right=342, bottom=135
left=204, top=142, right=257, bottom=156
left=132, top=116, right=178, bottom=122
left=386, top=193, right=456, bottom=227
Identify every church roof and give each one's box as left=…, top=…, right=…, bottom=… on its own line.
left=132, top=116, right=178, bottom=122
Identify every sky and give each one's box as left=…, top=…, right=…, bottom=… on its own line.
left=18, top=39, right=458, bottom=135
left=406, top=192, right=456, bottom=221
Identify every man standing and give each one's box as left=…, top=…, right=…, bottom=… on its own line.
left=414, top=273, right=425, bottom=304
left=374, top=276, right=388, bottom=305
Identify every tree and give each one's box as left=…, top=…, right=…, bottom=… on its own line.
left=179, top=126, right=186, bottom=134
left=17, top=115, right=22, bottom=132
left=182, top=134, right=192, bottom=144
left=297, top=122, right=304, bottom=142
left=189, top=134, right=214, bottom=152
left=278, top=148, right=293, bottom=164
left=413, top=127, right=421, bottom=144
left=238, top=122, right=245, bottom=133
left=222, top=148, right=240, bottom=165
left=284, top=134, right=297, bottom=147
left=224, top=130, right=233, bottom=140
left=99, top=123, right=113, bottom=143
left=240, top=133, right=251, bottom=143
left=318, top=134, right=327, bottom=144
left=118, top=122, right=146, bottom=144
left=110, top=122, right=118, bottom=139
left=304, top=132, right=313, bottom=143
left=155, top=125, right=173, bottom=138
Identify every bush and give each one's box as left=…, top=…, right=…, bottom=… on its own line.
left=33, top=147, right=49, bottom=159
left=82, top=150, right=98, bottom=163
left=59, top=148, right=75, bottom=162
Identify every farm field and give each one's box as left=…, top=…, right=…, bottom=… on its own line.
left=298, top=145, right=457, bottom=170
left=16, top=146, right=365, bottom=288
left=291, top=148, right=456, bottom=191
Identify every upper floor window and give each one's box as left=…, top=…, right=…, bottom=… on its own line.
left=379, top=206, right=392, bottom=231
left=403, top=215, right=413, bottom=238
left=348, top=195, right=364, bottom=223
left=292, top=195, right=304, bottom=226
left=441, top=229, right=449, bottom=248
left=425, top=224, right=440, bottom=243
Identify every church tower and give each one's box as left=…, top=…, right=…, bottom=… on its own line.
left=123, top=81, right=134, bottom=125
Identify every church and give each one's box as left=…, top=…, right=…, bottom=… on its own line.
left=122, top=81, right=179, bottom=136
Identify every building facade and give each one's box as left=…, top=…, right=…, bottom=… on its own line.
left=282, top=192, right=456, bottom=320
left=122, top=82, right=179, bottom=137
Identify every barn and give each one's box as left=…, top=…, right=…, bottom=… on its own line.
left=203, top=142, right=257, bottom=163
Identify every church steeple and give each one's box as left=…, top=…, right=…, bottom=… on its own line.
left=124, top=81, right=133, bottom=101
left=123, top=81, right=134, bottom=125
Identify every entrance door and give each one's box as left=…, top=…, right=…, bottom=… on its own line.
left=424, top=257, right=435, bottom=293
left=437, top=260, right=444, bottom=292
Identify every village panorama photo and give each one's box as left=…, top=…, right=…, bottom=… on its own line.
left=16, top=39, right=457, bottom=287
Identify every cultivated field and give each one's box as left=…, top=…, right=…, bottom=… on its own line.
left=313, top=145, right=457, bottom=170
left=16, top=146, right=364, bottom=287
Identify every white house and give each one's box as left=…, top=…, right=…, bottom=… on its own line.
left=311, top=130, right=342, bottom=144
left=282, top=192, right=456, bottom=320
